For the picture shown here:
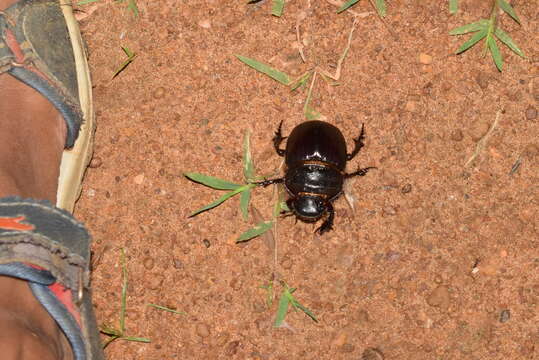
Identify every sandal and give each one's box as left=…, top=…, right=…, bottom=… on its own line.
left=0, top=0, right=95, bottom=213
left=0, top=1, right=102, bottom=359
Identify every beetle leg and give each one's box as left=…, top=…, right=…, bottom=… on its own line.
left=247, top=0, right=263, bottom=3
left=315, top=202, right=334, bottom=234
left=254, top=178, right=284, bottom=187
left=347, top=123, right=366, bottom=160
left=272, top=120, right=287, bottom=156
left=345, top=166, right=376, bottom=178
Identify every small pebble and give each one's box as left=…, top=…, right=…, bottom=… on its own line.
left=230, top=278, right=242, bottom=291
left=469, top=119, right=490, bottom=141
left=196, top=323, right=210, bottom=338
left=134, top=174, right=145, bottom=185
left=143, top=257, right=155, bottom=270
left=525, top=106, right=537, bottom=121
left=426, top=285, right=450, bottom=308
left=152, top=87, right=165, bottom=99
left=89, top=156, right=103, bottom=168
left=172, top=259, right=183, bottom=269
left=362, top=347, right=385, bottom=360
left=87, top=189, right=96, bottom=197
left=202, top=239, right=211, bottom=248
left=382, top=206, right=397, bottom=216
left=198, top=19, right=211, bottom=29
left=401, top=183, right=412, bottom=194
left=419, top=53, right=432, bottom=65
left=499, top=309, right=511, bottom=323
left=450, top=129, right=464, bottom=142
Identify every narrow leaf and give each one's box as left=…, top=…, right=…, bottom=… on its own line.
left=455, top=28, right=488, bottom=54
left=375, top=0, right=386, bottom=17
left=77, top=0, right=100, bottom=4
left=274, top=291, right=291, bottom=327
left=112, top=47, right=137, bottom=79
left=236, top=220, right=274, bottom=242
left=184, top=173, right=242, bottom=190
left=239, top=189, right=251, bottom=220
left=449, top=0, right=458, bottom=14
left=121, top=336, right=151, bottom=343
left=497, top=0, right=520, bottom=24
left=290, top=72, right=311, bottom=91
left=337, top=0, right=359, bottom=13
left=189, top=186, right=248, bottom=217
left=120, top=248, right=128, bottom=334
left=449, top=20, right=488, bottom=35
left=487, top=36, right=503, bottom=71
left=272, top=0, right=285, bottom=16
left=147, top=304, right=187, bottom=315
left=235, top=55, right=290, bottom=85
left=243, top=131, right=254, bottom=181
left=494, top=27, right=525, bottom=58
left=292, top=300, right=318, bottom=322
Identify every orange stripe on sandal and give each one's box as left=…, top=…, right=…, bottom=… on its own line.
left=0, top=215, right=35, bottom=231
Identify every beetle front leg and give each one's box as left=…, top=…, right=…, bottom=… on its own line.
left=315, top=203, right=334, bottom=234
left=273, top=120, right=287, bottom=156
left=254, top=178, right=284, bottom=187
left=345, top=166, right=376, bottom=178
left=347, top=123, right=366, bottom=160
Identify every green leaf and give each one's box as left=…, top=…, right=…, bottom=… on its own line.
left=374, top=0, right=386, bottom=17
left=147, top=304, right=187, bottom=315
left=494, top=27, right=525, bottom=58
left=274, top=290, right=291, bottom=327
left=291, top=299, right=318, bottom=322
left=120, top=248, right=128, bottom=334
left=112, top=46, right=137, bottom=79
left=243, top=131, right=254, bottom=181
left=487, top=36, right=503, bottom=71
left=239, top=189, right=251, bottom=220
left=236, top=221, right=274, bottom=242
left=290, top=72, right=311, bottom=91
left=121, top=336, right=151, bottom=343
left=235, top=55, right=290, bottom=85
left=184, top=173, right=242, bottom=190
left=337, top=0, right=359, bottom=13
left=189, top=185, right=250, bottom=217
left=449, top=0, right=458, bottom=14
left=455, top=28, right=488, bottom=54
left=77, top=0, right=100, bottom=4
left=272, top=0, right=285, bottom=16
left=449, top=20, right=488, bottom=35
left=497, top=0, right=520, bottom=24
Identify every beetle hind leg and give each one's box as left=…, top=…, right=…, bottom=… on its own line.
left=273, top=120, right=287, bottom=156
left=345, top=166, right=376, bottom=178
left=315, top=203, right=335, bottom=234
left=347, top=123, right=366, bottom=160
left=255, top=178, right=284, bottom=187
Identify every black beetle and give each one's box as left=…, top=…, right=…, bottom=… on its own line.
left=257, top=120, right=375, bottom=234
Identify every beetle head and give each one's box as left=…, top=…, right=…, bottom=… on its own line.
left=290, top=196, right=326, bottom=222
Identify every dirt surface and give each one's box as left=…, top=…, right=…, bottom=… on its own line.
left=75, top=0, right=538, bottom=359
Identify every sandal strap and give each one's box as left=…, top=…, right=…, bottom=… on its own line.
left=0, top=0, right=83, bottom=148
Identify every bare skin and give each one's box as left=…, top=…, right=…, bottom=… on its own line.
left=0, top=0, right=74, bottom=358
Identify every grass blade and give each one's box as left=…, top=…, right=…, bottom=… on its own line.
left=497, top=0, right=520, bottom=24
left=494, top=27, right=525, bottom=58
left=274, top=290, right=291, bottom=327
left=374, top=0, right=386, bottom=17
left=243, top=131, right=254, bottom=181
left=304, top=105, right=323, bottom=120
left=120, top=249, right=128, bottom=334
left=147, top=304, right=187, bottom=316
left=455, top=28, right=487, bottom=54
left=184, top=173, right=242, bottom=190
left=487, top=36, right=503, bottom=71
left=77, top=0, right=100, bottom=4
left=290, top=72, right=311, bottom=91
left=121, top=336, right=151, bottom=342
left=449, top=20, right=488, bottom=35
left=239, top=189, right=251, bottom=220
left=235, top=55, right=290, bottom=85
left=189, top=186, right=249, bottom=217
left=112, top=47, right=137, bottom=79
left=291, top=299, right=318, bottom=322
left=236, top=220, right=274, bottom=242
left=272, top=0, right=285, bottom=17
left=337, top=0, right=359, bottom=13
left=449, top=0, right=458, bottom=14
